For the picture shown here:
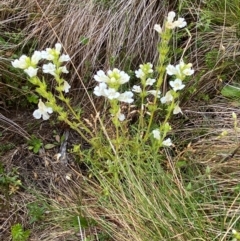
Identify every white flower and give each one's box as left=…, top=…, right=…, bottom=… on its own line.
left=173, top=104, right=182, bottom=114
left=33, top=99, right=53, bottom=120
left=59, top=66, right=69, bottom=74
left=146, top=78, right=156, bottom=86
left=118, top=91, right=134, bottom=103
left=174, top=18, right=187, bottom=28
left=154, top=24, right=162, bottom=33
left=165, top=11, right=187, bottom=29
left=107, top=68, right=130, bottom=85
left=169, top=78, right=185, bottom=91
left=166, top=11, right=176, bottom=29
left=162, top=138, right=173, bottom=147
left=135, top=63, right=154, bottom=79
left=63, top=81, right=71, bottom=93
left=182, top=63, right=194, bottom=76
left=147, top=90, right=161, bottom=98
left=43, top=63, right=56, bottom=76
left=55, top=43, right=62, bottom=53
left=166, top=64, right=180, bottom=76
left=104, top=88, right=120, bottom=100
left=31, top=51, right=42, bottom=65
left=40, top=50, right=52, bottom=60
left=93, top=82, right=108, bottom=96
left=41, top=43, right=62, bottom=61
left=24, top=66, right=38, bottom=77
left=94, top=70, right=109, bottom=83
left=152, top=129, right=161, bottom=140
left=11, top=55, right=29, bottom=69
left=116, top=111, right=125, bottom=121
left=132, top=85, right=142, bottom=93
left=59, top=54, right=70, bottom=62
left=166, top=61, right=194, bottom=79
left=135, top=69, right=145, bottom=79
left=160, top=91, right=173, bottom=104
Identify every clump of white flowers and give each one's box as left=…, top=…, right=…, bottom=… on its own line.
left=154, top=11, right=187, bottom=34
left=11, top=11, right=194, bottom=154
left=11, top=43, right=71, bottom=120
left=93, top=68, right=134, bottom=122
left=150, top=11, right=193, bottom=146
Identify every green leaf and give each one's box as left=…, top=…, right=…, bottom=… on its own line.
left=221, top=85, right=240, bottom=99
left=44, top=143, right=56, bottom=149
left=27, top=94, right=39, bottom=104
left=186, top=182, right=192, bottom=190
left=79, top=36, right=89, bottom=45
left=175, top=160, right=187, bottom=168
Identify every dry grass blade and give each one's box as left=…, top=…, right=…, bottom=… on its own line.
left=0, top=113, right=30, bottom=140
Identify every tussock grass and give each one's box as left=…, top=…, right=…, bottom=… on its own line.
left=1, top=0, right=177, bottom=84
left=181, top=0, right=240, bottom=100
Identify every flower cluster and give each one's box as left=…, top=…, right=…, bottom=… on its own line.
left=12, top=51, right=42, bottom=78
left=152, top=123, right=173, bottom=147
left=160, top=60, right=194, bottom=112
left=93, top=68, right=134, bottom=121
left=152, top=60, right=194, bottom=143
left=150, top=12, right=194, bottom=146
left=12, top=43, right=71, bottom=120
left=132, top=63, right=161, bottom=98
left=93, top=69, right=133, bottom=103
left=154, top=11, right=187, bottom=34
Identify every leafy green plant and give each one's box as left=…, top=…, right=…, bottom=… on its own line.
left=27, top=135, right=43, bottom=153
left=0, top=164, right=21, bottom=195
left=0, top=142, right=15, bottom=156
left=27, top=202, right=47, bottom=224
left=11, top=223, right=30, bottom=241
left=11, top=11, right=193, bottom=184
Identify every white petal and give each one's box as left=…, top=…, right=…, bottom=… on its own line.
left=94, top=70, right=109, bottom=83
left=160, top=91, right=173, bottom=104
left=59, top=54, right=70, bottom=62
left=12, top=55, right=29, bottom=69
left=117, top=113, right=125, bottom=121
left=24, top=67, right=38, bottom=77
left=154, top=24, right=162, bottom=33
left=173, top=105, right=182, bottom=114
left=31, top=51, right=42, bottom=65
left=63, top=81, right=71, bottom=93
left=46, top=107, right=53, bottom=114
left=146, top=78, right=156, bottom=86
left=42, top=112, right=50, bottom=120
left=93, top=82, right=107, bottom=96
left=43, top=63, right=56, bottom=76
left=166, top=64, right=178, bottom=76
left=118, top=91, right=134, bottom=103
left=132, top=85, right=142, bottom=93
left=167, top=11, right=176, bottom=23
left=104, top=88, right=120, bottom=100
left=169, top=79, right=185, bottom=91
left=152, top=129, right=161, bottom=140
left=135, top=69, right=144, bottom=79
left=59, top=66, right=69, bottom=73
left=174, top=18, right=187, bottom=28
left=55, top=43, right=62, bottom=53
left=33, top=109, right=42, bottom=119
left=40, top=50, right=50, bottom=60
left=162, top=138, right=173, bottom=147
